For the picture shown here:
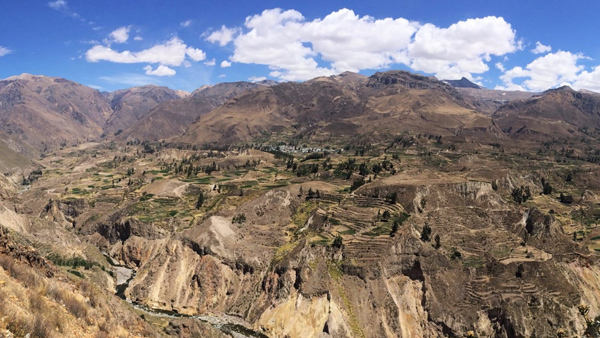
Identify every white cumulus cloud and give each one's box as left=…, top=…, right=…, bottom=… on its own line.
left=109, top=26, right=130, bottom=44
left=206, top=25, right=241, bottom=46
left=204, top=58, right=216, bottom=66
left=407, top=16, right=517, bottom=80
left=248, top=76, right=267, bottom=82
left=221, top=60, right=232, bottom=68
left=499, top=51, right=585, bottom=91
left=531, top=41, right=552, bottom=54
left=208, top=8, right=519, bottom=81
left=144, top=65, right=176, bottom=76
left=185, top=47, right=206, bottom=61
left=86, top=37, right=205, bottom=67
left=573, top=66, right=600, bottom=92
left=48, top=0, right=67, bottom=10
left=181, top=20, right=192, bottom=28
left=0, top=46, right=12, bottom=57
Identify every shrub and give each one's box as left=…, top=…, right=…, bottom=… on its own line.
left=420, top=224, right=431, bottom=242
left=541, top=178, right=553, bottom=195
left=50, top=288, right=88, bottom=318
left=350, top=177, right=365, bottom=191
left=559, top=193, right=574, bottom=204
left=332, top=235, right=343, bottom=249
left=232, top=213, right=246, bottom=224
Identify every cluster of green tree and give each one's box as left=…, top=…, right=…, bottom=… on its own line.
left=294, top=163, right=319, bottom=177
left=334, top=158, right=357, bottom=179
left=22, top=169, right=43, bottom=185
left=301, top=152, right=327, bottom=162
left=232, top=213, right=246, bottom=224
left=388, top=135, right=415, bottom=149
left=342, top=143, right=374, bottom=156
left=47, top=253, right=100, bottom=270
left=264, top=148, right=294, bottom=160
left=559, top=193, right=574, bottom=204
left=350, top=177, right=365, bottom=191
left=511, top=186, right=532, bottom=204
left=306, top=188, right=321, bottom=199
left=377, top=209, right=391, bottom=221
left=112, top=155, right=135, bottom=163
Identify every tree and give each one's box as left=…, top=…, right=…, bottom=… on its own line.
left=382, top=210, right=391, bottom=221
left=541, top=178, right=553, bottom=195
left=523, top=186, right=531, bottom=201
left=560, top=193, right=573, bottom=204
left=511, top=186, right=531, bottom=204
left=332, top=235, right=343, bottom=249
left=516, top=264, right=524, bottom=278
left=350, top=177, right=365, bottom=191
left=232, top=213, right=246, bottom=224
left=420, top=224, right=431, bottom=242
left=390, top=220, right=399, bottom=237
left=434, top=234, right=441, bottom=249
left=195, top=190, right=205, bottom=209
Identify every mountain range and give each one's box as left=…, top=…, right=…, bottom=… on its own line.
left=2, top=69, right=600, bottom=337
left=3, top=70, right=600, bottom=165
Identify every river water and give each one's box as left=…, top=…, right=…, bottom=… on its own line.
left=107, top=255, right=268, bottom=338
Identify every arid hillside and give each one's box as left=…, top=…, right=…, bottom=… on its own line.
left=180, top=71, right=503, bottom=147
left=2, top=70, right=600, bottom=337
left=118, top=81, right=270, bottom=142
left=103, top=85, right=189, bottom=136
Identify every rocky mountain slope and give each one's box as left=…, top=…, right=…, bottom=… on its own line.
left=180, top=71, right=502, bottom=147
left=14, top=139, right=600, bottom=338
left=103, top=85, right=188, bottom=136
left=443, top=77, right=481, bottom=89
left=118, top=81, right=270, bottom=142
left=0, top=75, right=190, bottom=157
left=494, top=86, right=600, bottom=141
left=0, top=74, right=112, bottom=155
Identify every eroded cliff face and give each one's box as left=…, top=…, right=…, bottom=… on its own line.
left=78, top=179, right=600, bottom=338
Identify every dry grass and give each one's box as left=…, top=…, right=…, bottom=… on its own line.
left=0, top=253, right=159, bottom=337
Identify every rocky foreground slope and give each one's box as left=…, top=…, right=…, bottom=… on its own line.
left=0, top=135, right=595, bottom=337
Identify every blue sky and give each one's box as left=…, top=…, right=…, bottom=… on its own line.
left=1, top=0, right=600, bottom=92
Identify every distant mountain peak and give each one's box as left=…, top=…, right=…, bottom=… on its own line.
left=4, top=73, right=44, bottom=81
left=545, top=85, right=576, bottom=94
left=443, top=77, right=481, bottom=89
left=366, top=70, right=450, bottom=91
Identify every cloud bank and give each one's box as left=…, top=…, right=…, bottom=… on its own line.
left=205, top=8, right=518, bottom=81
left=86, top=35, right=206, bottom=76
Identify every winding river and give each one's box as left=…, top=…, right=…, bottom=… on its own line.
left=107, top=255, right=268, bottom=338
